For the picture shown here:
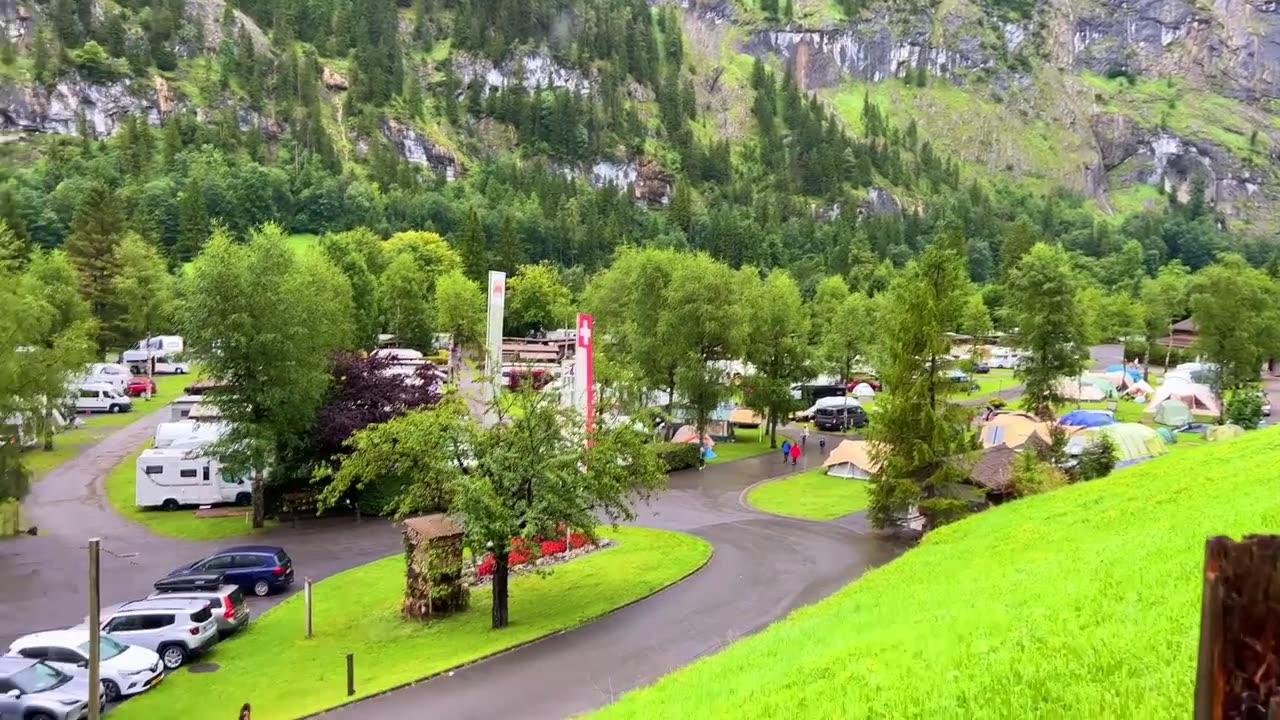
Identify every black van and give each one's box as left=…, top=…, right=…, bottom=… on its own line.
left=814, top=404, right=868, bottom=431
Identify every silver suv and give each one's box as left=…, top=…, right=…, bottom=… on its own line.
left=148, top=578, right=251, bottom=638
left=0, top=656, right=105, bottom=720
left=86, top=598, right=219, bottom=670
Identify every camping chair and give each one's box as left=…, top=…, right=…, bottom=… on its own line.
left=1105, top=401, right=1117, bottom=413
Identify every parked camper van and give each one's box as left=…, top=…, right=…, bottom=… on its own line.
left=75, top=383, right=133, bottom=414
left=84, top=363, right=132, bottom=393
left=153, top=421, right=226, bottom=450
left=135, top=449, right=252, bottom=510
left=120, top=336, right=184, bottom=363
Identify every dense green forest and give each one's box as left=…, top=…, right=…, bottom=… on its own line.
left=3, top=0, right=1275, bottom=300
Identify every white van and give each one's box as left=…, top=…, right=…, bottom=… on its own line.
left=125, top=352, right=190, bottom=376
left=75, top=383, right=133, bottom=414
left=153, top=420, right=227, bottom=450
left=134, top=448, right=253, bottom=510
left=988, top=349, right=1025, bottom=369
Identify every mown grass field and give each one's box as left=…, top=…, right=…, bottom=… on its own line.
left=746, top=468, right=870, bottom=520
left=598, top=427, right=1280, bottom=719
left=116, top=526, right=711, bottom=720
left=709, top=426, right=779, bottom=464
left=23, top=373, right=193, bottom=477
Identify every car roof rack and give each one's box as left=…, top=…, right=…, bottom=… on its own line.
left=152, top=572, right=228, bottom=592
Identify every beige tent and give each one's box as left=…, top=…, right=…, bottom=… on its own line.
left=728, top=408, right=763, bottom=427
left=1056, top=377, right=1106, bottom=402
left=980, top=412, right=1051, bottom=450
left=670, top=425, right=715, bottom=446
left=823, top=440, right=879, bottom=479
left=1144, top=381, right=1220, bottom=416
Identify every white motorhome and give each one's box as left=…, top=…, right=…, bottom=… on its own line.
left=170, top=395, right=203, bottom=421
left=153, top=420, right=227, bottom=450
left=988, top=348, right=1026, bottom=369
left=75, top=383, right=133, bottom=414
left=121, top=336, right=184, bottom=362
left=134, top=448, right=252, bottom=510
left=84, top=363, right=132, bottom=393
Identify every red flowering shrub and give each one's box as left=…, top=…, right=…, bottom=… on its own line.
left=476, top=531, right=593, bottom=576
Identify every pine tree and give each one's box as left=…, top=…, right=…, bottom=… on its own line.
left=176, top=177, right=210, bottom=262
left=32, top=27, right=56, bottom=85
left=914, top=64, right=927, bottom=87
left=495, top=214, right=524, bottom=273
left=783, top=0, right=794, bottom=20
left=456, top=207, right=488, bottom=281
left=63, top=184, right=127, bottom=353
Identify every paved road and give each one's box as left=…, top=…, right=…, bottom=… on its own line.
left=0, top=405, right=403, bottom=647
left=322, top=442, right=903, bottom=720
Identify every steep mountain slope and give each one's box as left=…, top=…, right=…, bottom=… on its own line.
left=675, top=0, right=1280, bottom=229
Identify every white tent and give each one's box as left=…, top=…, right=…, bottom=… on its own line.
left=670, top=425, right=715, bottom=446
left=823, top=440, right=879, bottom=479
left=1144, top=382, right=1220, bottom=416
left=852, top=382, right=876, bottom=399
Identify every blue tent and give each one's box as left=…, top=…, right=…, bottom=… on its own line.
left=1059, top=409, right=1116, bottom=428
left=1104, top=365, right=1141, bottom=381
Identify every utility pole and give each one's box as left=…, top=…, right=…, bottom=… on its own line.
left=88, top=538, right=101, bottom=720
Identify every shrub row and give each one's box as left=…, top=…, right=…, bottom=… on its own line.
left=476, top=532, right=593, bottom=576
left=656, top=441, right=700, bottom=472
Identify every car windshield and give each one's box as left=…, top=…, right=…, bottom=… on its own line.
left=10, top=661, right=71, bottom=694
left=77, top=636, right=127, bottom=661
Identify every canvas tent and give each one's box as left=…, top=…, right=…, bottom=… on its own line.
left=1144, top=382, right=1219, bottom=416
left=1155, top=426, right=1176, bottom=444
left=980, top=412, right=1050, bottom=450
left=1066, top=423, right=1168, bottom=466
left=823, top=440, right=879, bottom=479
left=851, top=382, right=876, bottom=400
left=670, top=425, right=715, bottom=446
left=1152, top=399, right=1192, bottom=427
left=1207, top=424, right=1246, bottom=442
left=1055, top=378, right=1106, bottom=402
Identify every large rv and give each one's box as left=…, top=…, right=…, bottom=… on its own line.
left=134, top=449, right=252, bottom=510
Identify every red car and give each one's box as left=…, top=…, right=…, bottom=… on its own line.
left=125, top=376, right=158, bottom=397
left=846, top=376, right=881, bottom=392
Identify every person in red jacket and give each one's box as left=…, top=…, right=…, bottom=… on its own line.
left=789, top=441, right=800, bottom=466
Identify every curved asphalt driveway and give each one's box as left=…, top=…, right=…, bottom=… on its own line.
left=0, top=406, right=404, bottom=647
left=321, top=442, right=904, bottom=720
left=2, top=411, right=904, bottom=720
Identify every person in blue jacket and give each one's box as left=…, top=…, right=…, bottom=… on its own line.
left=780, top=439, right=792, bottom=463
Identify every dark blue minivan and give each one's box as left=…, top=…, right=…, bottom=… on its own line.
left=167, top=545, right=294, bottom=597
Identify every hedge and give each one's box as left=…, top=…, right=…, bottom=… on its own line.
left=1123, top=341, right=1194, bottom=368
left=656, top=442, right=700, bottom=472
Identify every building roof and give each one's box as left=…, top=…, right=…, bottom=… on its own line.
left=1170, top=317, right=1197, bottom=333
left=956, top=445, right=1019, bottom=493
left=403, top=513, right=463, bottom=540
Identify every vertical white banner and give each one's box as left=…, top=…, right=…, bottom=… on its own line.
left=484, top=271, right=506, bottom=425
left=575, top=313, right=595, bottom=445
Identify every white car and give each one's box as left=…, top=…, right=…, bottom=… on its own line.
left=6, top=629, right=164, bottom=702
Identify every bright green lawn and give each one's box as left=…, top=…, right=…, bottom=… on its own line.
left=597, top=427, right=1280, bottom=719
left=747, top=468, right=870, bottom=520
left=105, top=446, right=270, bottom=540
left=116, top=526, right=711, bottom=720
left=24, top=374, right=193, bottom=477
left=710, top=426, right=779, bottom=463
left=957, top=369, right=1019, bottom=400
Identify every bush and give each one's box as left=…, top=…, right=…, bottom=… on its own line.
left=989, top=397, right=1007, bottom=409
left=1226, top=391, right=1264, bottom=430
left=1008, top=451, right=1066, bottom=497
left=656, top=441, right=700, bottom=472
left=1074, top=433, right=1118, bottom=481
left=1123, top=340, right=1192, bottom=368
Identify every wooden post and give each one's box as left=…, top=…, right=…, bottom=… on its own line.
left=345, top=653, right=355, bottom=697
left=304, top=578, right=313, bottom=639
left=1194, top=535, right=1280, bottom=720
left=87, top=538, right=101, bottom=720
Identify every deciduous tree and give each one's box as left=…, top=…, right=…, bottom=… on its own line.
left=321, top=390, right=666, bottom=629
left=741, top=268, right=810, bottom=447
left=111, top=233, right=174, bottom=356
left=506, top=263, right=572, bottom=337
left=1189, top=254, right=1280, bottom=418
left=177, top=225, right=355, bottom=527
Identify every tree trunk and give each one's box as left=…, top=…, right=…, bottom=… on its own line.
left=768, top=410, right=777, bottom=449
left=1143, top=343, right=1151, bottom=382
left=41, top=407, right=53, bottom=451
left=491, top=551, right=510, bottom=629
left=251, top=467, right=265, bottom=529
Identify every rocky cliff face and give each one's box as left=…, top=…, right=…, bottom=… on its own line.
left=379, top=119, right=461, bottom=181
left=0, top=76, right=160, bottom=137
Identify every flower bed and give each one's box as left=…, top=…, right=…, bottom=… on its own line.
left=476, top=531, right=594, bottom=576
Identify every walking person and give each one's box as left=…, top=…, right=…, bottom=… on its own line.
left=801, top=425, right=810, bottom=448
left=789, top=441, right=800, bottom=466
left=698, top=442, right=709, bottom=471
left=819, top=436, right=826, bottom=455
left=781, top=439, right=791, bottom=463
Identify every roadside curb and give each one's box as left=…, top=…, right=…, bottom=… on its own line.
left=307, top=530, right=715, bottom=718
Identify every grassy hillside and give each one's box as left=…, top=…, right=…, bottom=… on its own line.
left=598, top=427, right=1280, bottom=718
